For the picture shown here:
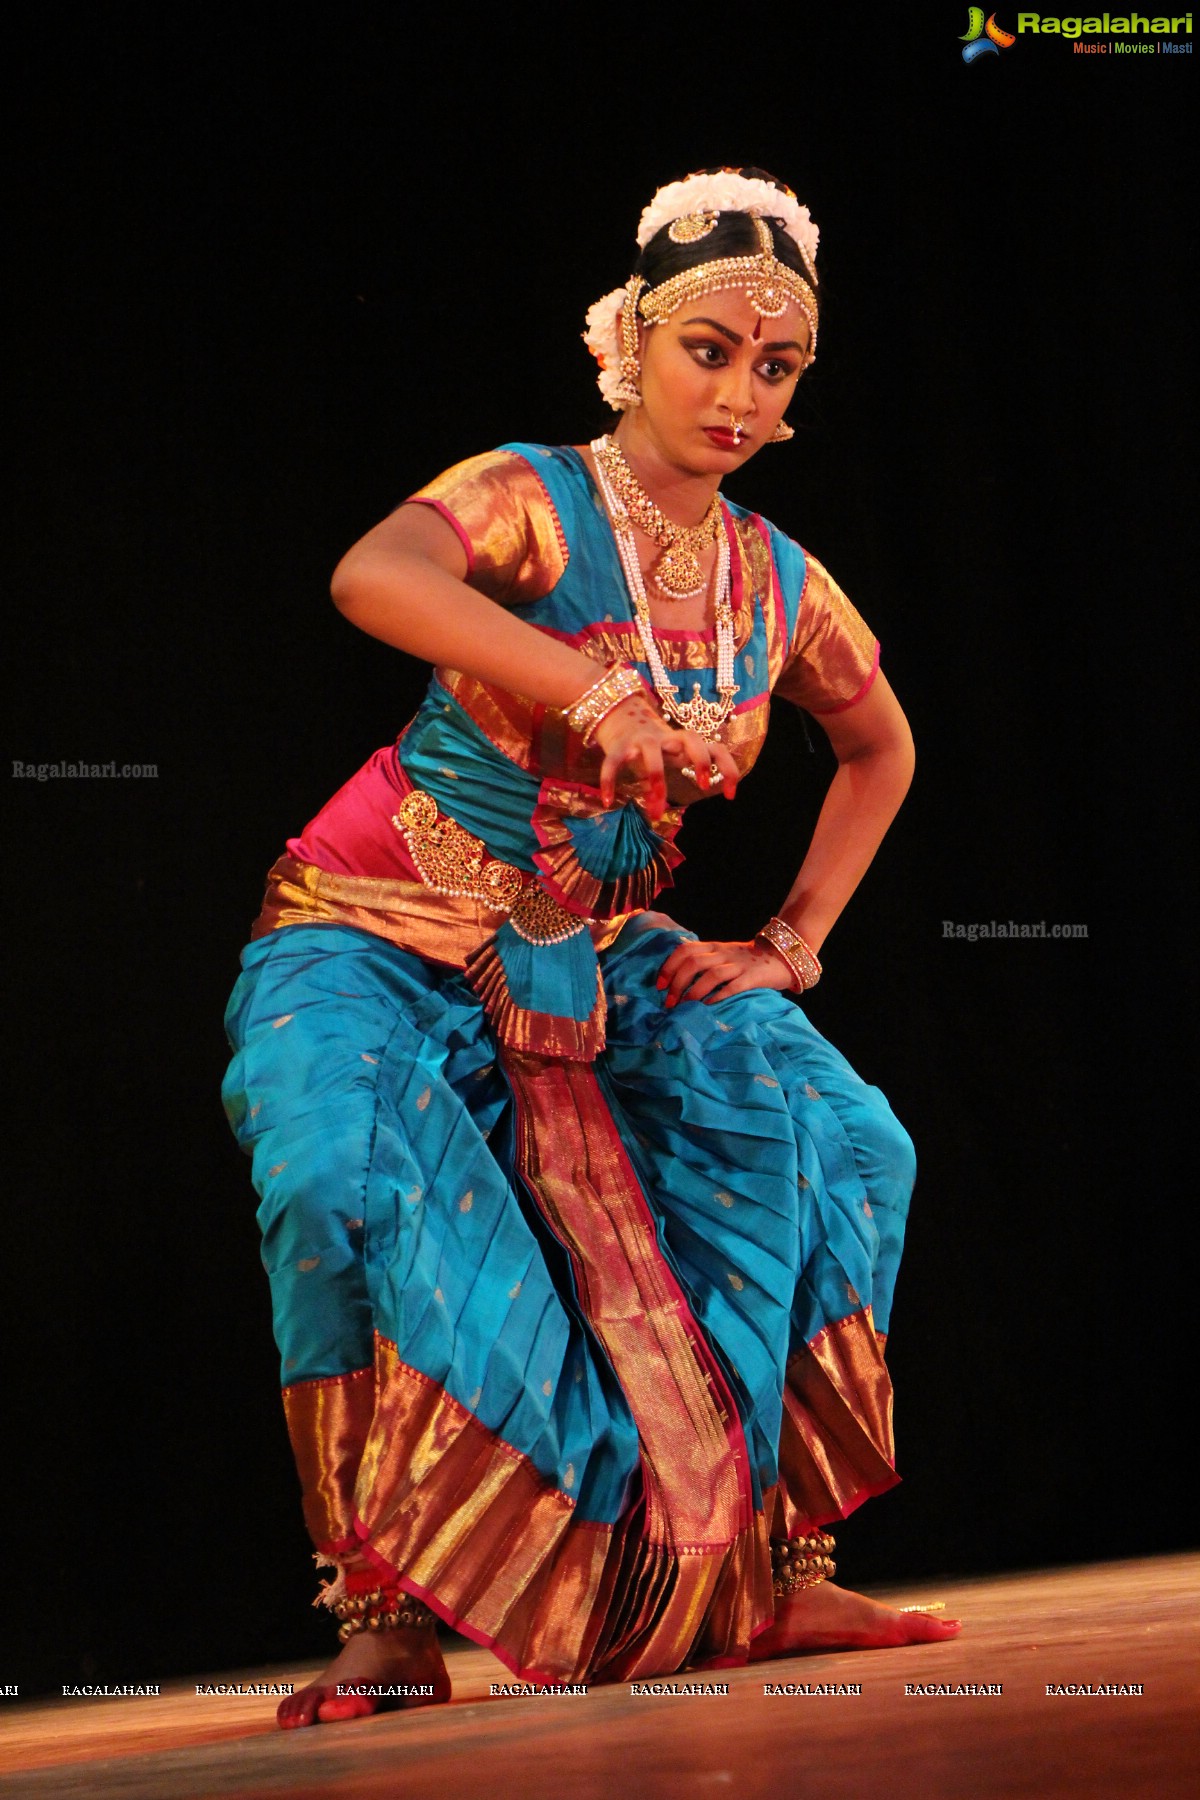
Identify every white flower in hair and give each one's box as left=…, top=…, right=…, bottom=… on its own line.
left=636, top=171, right=819, bottom=278
left=582, top=286, right=628, bottom=408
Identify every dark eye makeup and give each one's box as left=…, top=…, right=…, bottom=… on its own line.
left=680, top=337, right=798, bottom=381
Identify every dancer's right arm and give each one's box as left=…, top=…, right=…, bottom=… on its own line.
left=332, top=503, right=604, bottom=711
left=331, top=503, right=739, bottom=815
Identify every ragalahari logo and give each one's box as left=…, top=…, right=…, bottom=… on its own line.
left=961, top=8, right=1017, bottom=58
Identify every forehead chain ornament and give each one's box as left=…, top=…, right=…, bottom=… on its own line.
left=640, top=217, right=818, bottom=344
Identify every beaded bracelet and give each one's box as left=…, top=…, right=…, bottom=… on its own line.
left=565, top=663, right=645, bottom=746
left=756, top=916, right=823, bottom=992
left=770, top=1531, right=837, bottom=1596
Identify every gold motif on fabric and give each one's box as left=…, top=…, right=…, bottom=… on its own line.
left=392, top=790, right=524, bottom=911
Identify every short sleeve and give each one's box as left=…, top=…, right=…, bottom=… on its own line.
left=772, top=547, right=880, bottom=714
left=406, top=450, right=568, bottom=605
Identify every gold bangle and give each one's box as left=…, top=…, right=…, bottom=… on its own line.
left=565, top=663, right=644, bottom=746
left=756, top=916, right=822, bottom=992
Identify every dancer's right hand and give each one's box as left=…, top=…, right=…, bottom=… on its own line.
left=592, top=694, right=740, bottom=819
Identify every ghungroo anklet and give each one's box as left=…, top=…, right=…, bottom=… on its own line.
left=332, top=1586, right=437, bottom=1643
left=771, top=1531, right=836, bottom=1596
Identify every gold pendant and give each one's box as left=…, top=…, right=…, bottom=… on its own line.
left=667, top=683, right=739, bottom=737
left=653, top=541, right=705, bottom=598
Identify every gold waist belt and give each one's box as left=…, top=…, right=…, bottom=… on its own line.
left=250, top=788, right=630, bottom=964
left=392, top=790, right=585, bottom=946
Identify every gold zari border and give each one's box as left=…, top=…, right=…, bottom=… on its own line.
left=278, top=1314, right=902, bottom=1680
left=773, top=1308, right=899, bottom=1533
left=283, top=1336, right=776, bottom=1684
left=500, top=1048, right=769, bottom=1678
left=250, top=854, right=630, bottom=968
left=281, top=1364, right=376, bottom=1551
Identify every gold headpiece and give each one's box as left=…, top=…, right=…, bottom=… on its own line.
left=583, top=195, right=820, bottom=410
left=639, top=218, right=818, bottom=363
left=667, top=211, right=719, bottom=244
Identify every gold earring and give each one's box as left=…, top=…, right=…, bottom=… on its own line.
left=769, top=419, right=795, bottom=443
left=612, top=276, right=646, bottom=408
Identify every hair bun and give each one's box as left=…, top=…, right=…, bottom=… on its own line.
left=635, top=172, right=819, bottom=281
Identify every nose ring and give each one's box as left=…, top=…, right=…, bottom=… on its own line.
left=729, top=415, right=747, bottom=441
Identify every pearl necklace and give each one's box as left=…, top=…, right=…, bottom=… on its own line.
left=590, top=439, right=740, bottom=740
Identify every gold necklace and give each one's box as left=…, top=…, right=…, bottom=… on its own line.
left=590, top=442, right=739, bottom=739
left=594, top=435, right=721, bottom=600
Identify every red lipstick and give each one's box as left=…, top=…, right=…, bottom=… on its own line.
left=704, top=427, right=743, bottom=449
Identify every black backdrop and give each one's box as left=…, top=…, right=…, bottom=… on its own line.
left=7, top=8, right=1194, bottom=1694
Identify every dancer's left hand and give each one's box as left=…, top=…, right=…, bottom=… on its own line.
left=655, top=939, right=795, bottom=1007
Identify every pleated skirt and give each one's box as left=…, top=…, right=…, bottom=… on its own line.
left=221, top=913, right=914, bottom=1682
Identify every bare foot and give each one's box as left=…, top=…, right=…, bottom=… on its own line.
left=747, top=1581, right=962, bottom=1661
left=278, top=1620, right=451, bottom=1728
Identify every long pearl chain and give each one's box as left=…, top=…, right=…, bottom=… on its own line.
left=590, top=440, right=740, bottom=740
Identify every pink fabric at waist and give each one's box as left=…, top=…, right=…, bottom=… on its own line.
left=287, top=744, right=420, bottom=878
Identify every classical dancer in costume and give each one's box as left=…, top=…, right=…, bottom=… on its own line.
left=222, top=166, right=961, bottom=1729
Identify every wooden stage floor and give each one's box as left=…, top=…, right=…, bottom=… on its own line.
left=1, top=1554, right=1196, bottom=1799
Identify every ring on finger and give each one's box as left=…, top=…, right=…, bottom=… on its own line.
left=679, top=761, right=722, bottom=786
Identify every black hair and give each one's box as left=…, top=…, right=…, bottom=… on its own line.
left=633, top=165, right=818, bottom=297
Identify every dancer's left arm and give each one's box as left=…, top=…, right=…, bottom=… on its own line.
left=656, top=671, right=915, bottom=1005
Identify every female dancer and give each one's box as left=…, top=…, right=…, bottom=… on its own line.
left=223, top=166, right=960, bottom=1729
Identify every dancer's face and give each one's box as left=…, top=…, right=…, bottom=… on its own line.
left=633, top=287, right=810, bottom=474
